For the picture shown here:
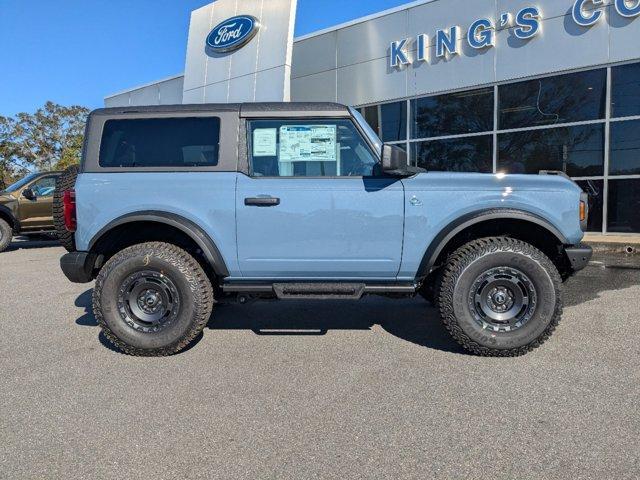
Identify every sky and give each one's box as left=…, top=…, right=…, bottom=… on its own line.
left=0, top=0, right=410, bottom=116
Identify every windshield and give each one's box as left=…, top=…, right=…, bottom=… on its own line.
left=2, top=173, right=39, bottom=193
left=349, top=107, right=382, bottom=155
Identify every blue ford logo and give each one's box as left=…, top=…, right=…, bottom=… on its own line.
left=206, top=15, right=260, bottom=54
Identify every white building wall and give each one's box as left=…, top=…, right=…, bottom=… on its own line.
left=182, top=0, right=297, bottom=103
left=104, top=75, right=184, bottom=108
left=291, top=0, right=640, bottom=106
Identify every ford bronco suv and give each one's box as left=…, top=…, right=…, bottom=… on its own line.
left=57, top=103, right=592, bottom=357
left=0, top=171, right=62, bottom=252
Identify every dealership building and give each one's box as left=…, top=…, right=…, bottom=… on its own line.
left=105, top=0, right=640, bottom=235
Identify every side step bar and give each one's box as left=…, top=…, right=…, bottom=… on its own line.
left=222, top=282, right=417, bottom=300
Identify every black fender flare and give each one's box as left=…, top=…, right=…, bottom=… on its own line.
left=88, top=211, right=230, bottom=277
left=416, top=208, right=569, bottom=278
left=0, top=204, right=17, bottom=231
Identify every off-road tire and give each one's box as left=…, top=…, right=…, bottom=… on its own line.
left=438, top=237, right=562, bottom=357
left=0, top=218, right=12, bottom=253
left=93, top=242, right=215, bottom=356
left=53, top=165, right=79, bottom=252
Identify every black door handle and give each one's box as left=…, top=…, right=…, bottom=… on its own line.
left=245, top=197, right=280, bottom=207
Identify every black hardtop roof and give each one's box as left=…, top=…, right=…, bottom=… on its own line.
left=90, top=102, right=350, bottom=118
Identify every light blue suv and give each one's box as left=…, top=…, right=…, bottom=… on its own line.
left=57, top=103, right=592, bottom=357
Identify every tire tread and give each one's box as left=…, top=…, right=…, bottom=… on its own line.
left=437, top=237, right=563, bottom=357
left=53, top=165, right=79, bottom=252
left=93, top=242, right=214, bottom=356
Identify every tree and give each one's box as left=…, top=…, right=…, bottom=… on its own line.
left=13, top=102, right=89, bottom=172
left=0, top=116, right=27, bottom=189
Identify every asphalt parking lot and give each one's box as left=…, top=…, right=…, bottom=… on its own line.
left=1, top=238, right=639, bottom=479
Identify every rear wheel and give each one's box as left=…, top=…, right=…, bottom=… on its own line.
left=93, top=242, right=214, bottom=356
left=0, top=218, right=12, bottom=252
left=53, top=165, right=79, bottom=252
left=438, top=237, right=562, bottom=357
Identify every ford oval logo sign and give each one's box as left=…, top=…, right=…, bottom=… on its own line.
left=206, top=15, right=260, bottom=54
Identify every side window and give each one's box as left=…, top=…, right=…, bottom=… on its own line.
left=99, top=117, right=220, bottom=168
left=248, top=119, right=378, bottom=177
left=30, top=177, right=56, bottom=198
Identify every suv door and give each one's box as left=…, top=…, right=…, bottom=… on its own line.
left=236, top=118, right=404, bottom=279
left=18, top=175, right=57, bottom=230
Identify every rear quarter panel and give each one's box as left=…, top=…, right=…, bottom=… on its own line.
left=399, top=173, right=584, bottom=280
left=74, top=172, right=240, bottom=275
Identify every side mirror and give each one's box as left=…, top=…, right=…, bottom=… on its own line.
left=381, top=144, right=409, bottom=175
left=22, top=188, right=36, bottom=201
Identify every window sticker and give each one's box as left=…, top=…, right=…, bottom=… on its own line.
left=253, top=128, right=277, bottom=157
left=279, top=125, right=337, bottom=162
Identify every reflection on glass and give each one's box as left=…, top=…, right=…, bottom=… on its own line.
left=411, top=135, right=493, bottom=172
left=248, top=119, right=378, bottom=178
left=575, top=180, right=604, bottom=233
left=611, top=62, right=640, bottom=119
left=497, top=124, right=604, bottom=176
left=499, top=69, right=606, bottom=129
left=608, top=179, right=640, bottom=234
left=380, top=102, right=407, bottom=142
left=363, top=106, right=380, bottom=137
left=610, top=119, right=640, bottom=175
left=411, top=88, right=494, bottom=139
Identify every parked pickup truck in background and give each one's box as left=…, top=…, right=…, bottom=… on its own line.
left=0, top=171, right=61, bottom=252
left=55, top=102, right=592, bottom=357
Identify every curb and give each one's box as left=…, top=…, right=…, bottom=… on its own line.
left=585, top=242, right=639, bottom=255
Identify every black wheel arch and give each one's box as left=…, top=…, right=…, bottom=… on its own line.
left=88, top=211, right=230, bottom=277
left=0, top=205, right=17, bottom=232
left=416, top=209, right=571, bottom=280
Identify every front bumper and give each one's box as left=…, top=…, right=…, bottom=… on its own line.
left=60, top=252, right=96, bottom=284
left=564, top=244, right=593, bottom=272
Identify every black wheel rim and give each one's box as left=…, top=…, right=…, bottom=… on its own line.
left=116, top=270, right=180, bottom=333
left=468, top=267, right=537, bottom=332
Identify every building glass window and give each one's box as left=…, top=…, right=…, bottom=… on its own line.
left=380, top=101, right=407, bottom=142
left=356, top=63, right=640, bottom=235
left=361, top=106, right=380, bottom=138
left=411, top=135, right=493, bottom=173
left=610, top=119, right=640, bottom=175
left=575, top=180, right=604, bottom=233
left=499, top=69, right=606, bottom=129
left=608, top=179, right=640, bottom=234
left=497, top=124, right=604, bottom=176
left=411, top=88, right=494, bottom=139
left=611, top=62, right=640, bottom=119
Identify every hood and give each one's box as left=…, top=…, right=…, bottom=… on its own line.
left=404, top=171, right=582, bottom=194
left=0, top=192, right=17, bottom=205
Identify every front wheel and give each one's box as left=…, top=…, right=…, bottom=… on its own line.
left=0, top=218, right=12, bottom=252
left=438, top=237, right=562, bottom=357
left=93, top=242, right=214, bottom=356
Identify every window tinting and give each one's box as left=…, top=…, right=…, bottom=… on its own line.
left=610, top=119, right=640, bottom=175
left=248, top=119, right=379, bottom=177
left=380, top=101, right=407, bottom=142
left=411, top=135, right=493, bottom=172
left=575, top=180, right=604, bottom=233
left=611, top=62, right=640, bottom=118
left=99, top=117, right=220, bottom=168
left=608, top=179, right=640, bottom=234
left=411, top=88, right=494, bottom=139
left=497, top=124, right=604, bottom=176
left=499, top=69, right=606, bottom=129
